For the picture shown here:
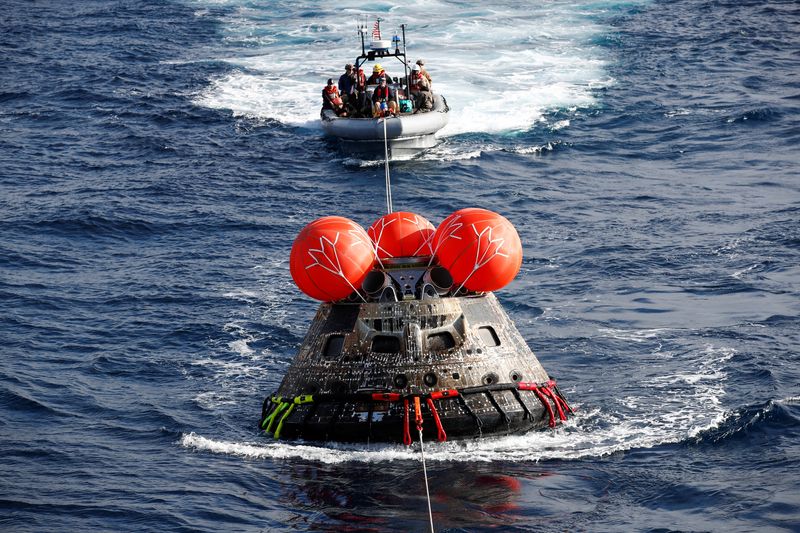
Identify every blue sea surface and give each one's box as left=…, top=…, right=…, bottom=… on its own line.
left=2, top=0, right=799, bottom=531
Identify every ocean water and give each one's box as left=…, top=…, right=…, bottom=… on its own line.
left=2, top=0, right=799, bottom=531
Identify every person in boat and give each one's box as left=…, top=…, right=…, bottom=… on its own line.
left=372, top=77, right=398, bottom=117
left=409, top=63, right=433, bottom=112
left=352, top=66, right=368, bottom=117
left=355, top=66, right=367, bottom=93
left=338, top=63, right=357, bottom=114
left=416, top=59, right=432, bottom=86
left=322, top=78, right=347, bottom=116
left=366, top=63, right=391, bottom=86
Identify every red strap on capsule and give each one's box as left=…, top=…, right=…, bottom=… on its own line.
left=541, top=386, right=567, bottom=422
left=429, top=389, right=459, bottom=400
left=426, top=398, right=447, bottom=442
left=530, top=385, right=556, bottom=428
left=547, top=381, right=574, bottom=414
left=549, top=386, right=572, bottom=417
left=414, top=397, right=423, bottom=432
left=403, top=398, right=412, bottom=446
left=372, top=392, right=401, bottom=402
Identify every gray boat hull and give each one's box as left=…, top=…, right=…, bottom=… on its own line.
left=321, top=94, right=449, bottom=157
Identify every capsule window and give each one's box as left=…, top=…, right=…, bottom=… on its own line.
left=393, top=374, right=408, bottom=388
left=372, top=335, right=401, bottom=353
left=423, top=372, right=438, bottom=387
left=427, top=332, right=456, bottom=352
left=324, top=335, right=345, bottom=358
left=477, top=326, right=501, bottom=347
left=482, top=372, right=499, bottom=385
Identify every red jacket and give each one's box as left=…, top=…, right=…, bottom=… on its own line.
left=372, top=85, right=392, bottom=102
left=356, top=70, right=366, bottom=91
left=322, top=85, right=342, bottom=109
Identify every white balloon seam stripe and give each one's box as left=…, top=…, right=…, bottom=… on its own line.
left=404, top=214, right=435, bottom=256
left=428, top=214, right=464, bottom=267
left=304, top=233, right=344, bottom=276
left=347, top=228, right=372, bottom=254
left=471, top=224, right=510, bottom=269
left=304, top=229, right=370, bottom=302
left=454, top=223, right=510, bottom=294
left=368, top=216, right=397, bottom=265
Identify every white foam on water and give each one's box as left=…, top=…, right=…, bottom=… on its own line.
left=190, top=0, right=623, bottom=143
left=221, top=321, right=257, bottom=356
left=191, top=357, right=261, bottom=378
left=598, top=327, right=675, bottom=342
left=222, top=289, right=260, bottom=302
left=731, top=262, right=761, bottom=280
left=193, top=390, right=238, bottom=410
left=228, top=338, right=255, bottom=356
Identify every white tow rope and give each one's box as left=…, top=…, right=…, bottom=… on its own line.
left=419, top=428, right=435, bottom=532
left=382, top=116, right=393, bottom=214
left=414, top=397, right=435, bottom=532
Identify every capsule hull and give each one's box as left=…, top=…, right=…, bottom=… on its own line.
left=260, top=293, right=571, bottom=443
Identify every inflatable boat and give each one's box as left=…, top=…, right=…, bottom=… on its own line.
left=319, top=20, right=450, bottom=158
left=260, top=210, right=572, bottom=444
left=321, top=93, right=449, bottom=157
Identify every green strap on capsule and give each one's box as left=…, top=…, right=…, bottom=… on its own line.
left=294, top=394, right=314, bottom=405
left=273, top=403, right=296, bottom=439
left=273, top=395, right=317, bottom=439
left=261, top=397, right=288, bottom=433
left=260, top=396, right=282, bottom=430
left=263, top=395, right=316, bottom=438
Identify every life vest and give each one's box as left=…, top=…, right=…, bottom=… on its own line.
left=411, top=73, right=428, bottom=92
left=324, top=85, right=342, bottom=106
left=373, top=85, right=391, bottom=101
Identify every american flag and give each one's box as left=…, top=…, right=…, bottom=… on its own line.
left=372, top=20, right=381, bottom=40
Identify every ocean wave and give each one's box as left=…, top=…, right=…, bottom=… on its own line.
left=689, top=399, right=800, bottom=445
left=27, top=215, right=158, bottom=239
left=725, top=107, right=781, bottom=125
left=0, top=91, right=31, bottom=103
left=597, top=327, right=674, bottom=343
left=0, top=386, right=75, bottom=418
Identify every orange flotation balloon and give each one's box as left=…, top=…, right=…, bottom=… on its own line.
left=367, top=211, right=435, bottom=260
left=432, top=208, right=522, bottom=292
left=290, top=216, right=375, bottom=301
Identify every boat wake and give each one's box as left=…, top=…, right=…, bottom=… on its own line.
left=190, top=1, right=618, bottom=157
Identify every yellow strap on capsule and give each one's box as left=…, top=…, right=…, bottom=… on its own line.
left=274, top=395, right=315, bottom=439
left=263, top=395, right=315, bottom=437
left=273, top=404, right=296, bottom=439
left=275, top=394, right=314, bottom=439
left=260, top=396, right=285, bottom=430
left=262, top=400, right=289, bottom=433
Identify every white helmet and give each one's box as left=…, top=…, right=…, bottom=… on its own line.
left=411, top=64, right=420, bottom=72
